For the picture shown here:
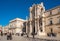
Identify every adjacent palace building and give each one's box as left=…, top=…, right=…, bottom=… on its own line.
left=25, top=2, right=60, bottom=37
left=3, top=18, right=26, bottom=35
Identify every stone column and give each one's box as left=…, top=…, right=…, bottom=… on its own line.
left=42, top=13, right=45, bottom=32
left=35, top=5, right=38, bottom=33
left=42, top=18, right=45, bottom=32
left=35, top=20, right=37, bottom=33
left=37, top=16, right=40, bottom=32
left=30, top=21, right=32, bottom=34
left=29, top=7, right=32, bottom=34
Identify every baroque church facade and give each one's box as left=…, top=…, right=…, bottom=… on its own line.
left=26, top=2, right=60, bottom=37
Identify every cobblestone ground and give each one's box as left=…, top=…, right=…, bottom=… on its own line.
left=0, top=35, right=60, bottom=41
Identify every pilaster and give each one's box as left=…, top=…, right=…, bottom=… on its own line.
left=30, top=21, right=32, bottom=34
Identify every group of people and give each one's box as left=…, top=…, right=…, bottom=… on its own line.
left=0, top=31, right=12, bottom=40
left=7, top=32, right=12, bottom=40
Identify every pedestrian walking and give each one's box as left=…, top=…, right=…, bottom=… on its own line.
left=7, top=32, right=12, bottom=40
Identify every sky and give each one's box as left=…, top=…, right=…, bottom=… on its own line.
left=0, top=0, right=60, bottom=26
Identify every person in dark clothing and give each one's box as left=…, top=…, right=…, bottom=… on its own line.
left=1, top=31, right=3, bottom=36
left=9, top=32, right=12, bottom=40
left=7, top=32, right=9, bottom=40
left=7, top=32, right=12, bottom=40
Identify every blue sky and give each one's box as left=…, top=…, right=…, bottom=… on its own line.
left=0, top=0, right=60, bottom=26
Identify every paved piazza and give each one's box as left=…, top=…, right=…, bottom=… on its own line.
left=0, top=35, right=60, bottom=41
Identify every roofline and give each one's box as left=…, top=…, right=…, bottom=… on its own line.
left=9, top=18, right=26, bottom=23
left=45, top=5, right=60, bottom=12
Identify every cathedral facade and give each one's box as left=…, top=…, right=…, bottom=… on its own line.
left=26, top=2, right=60, bottom=37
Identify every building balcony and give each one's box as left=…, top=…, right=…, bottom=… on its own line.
left=46, top=24, right=53, bottom=26
left=46, top=12, right=60, bottom=18
left=9, top=27, right=16, bottom=29
left=46, top=23, right=60, bottom=26
left=55, top=23, right=60, bottom=25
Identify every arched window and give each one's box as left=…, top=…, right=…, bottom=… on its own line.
left=50, top=20, right=53, bottom=25
left=57, top=16, right=60, bottom=24
left=50, top=11, right=52, bottom=15
left=49, top=18, right=53, bottom=25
